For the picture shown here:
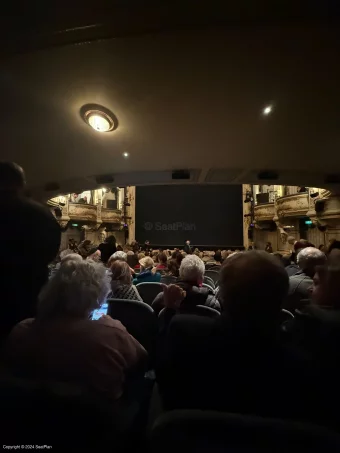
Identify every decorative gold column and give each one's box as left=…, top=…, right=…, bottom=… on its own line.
left=126, top=186, right=136, bottom=243
left=242, top=184, right=252, bottom=249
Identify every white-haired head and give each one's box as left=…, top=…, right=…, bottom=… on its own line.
left=38, top=260, right=110, bottom=320
left=179, top=254, right=205, bottom=285
left=109, top=251, right=127, bottom=264
left=297, top=247, right=327, bottom=277
left=60, top=253, right=83, bottom=264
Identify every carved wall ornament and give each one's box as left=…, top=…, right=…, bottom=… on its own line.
left=275, top=222, right=288, bottom=244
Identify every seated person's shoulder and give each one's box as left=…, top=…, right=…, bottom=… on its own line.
left=6, top=318, right=35, bottom=338
left=91, top=316, right=127, bottom=333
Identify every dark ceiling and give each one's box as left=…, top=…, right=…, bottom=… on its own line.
left=1, top=2, right=340, bottom=198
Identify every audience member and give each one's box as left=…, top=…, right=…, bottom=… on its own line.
left=165, top=259, right=180, bottom=278
left=98, top=235, right=117, bottom=265
left=126, top=251, right=139, bottom=269
left=108, top=251, right=128, bottom=267
left=327, top=239, right=340, bottom=255
left=133, top=257, right=161, bottom=284
left=110, top=261, right=143, bottom=301
left=156, top=252, right=168, bottom=270
left=2, top=259, right=147, bottom=400
left=206, top=250, right=223, bottom=267
left=77, top=239, right=92, bottom=258
left=86, top=248, right=101, bottom=262
left=184, top=240, right=192, bottom=254
left=152, top=254, right=220, bottom=314
left=172, top=250, right=183, bottom=267
left=157, top=251, right=311, bottom=420
left=285, top=261, right=340, bottom=426
left=135, top=253, right=145, bottom=269
left=285, top=239, right=315, bottom=276
left=265, top=242, right=273, bottom=253
left=284, top=247, right=326, bottom=313
left=98, top=236, right=117, bottom=264
left=0, top=162, right=61, bottom=341
left=130, top=240, right=140, bottom=253
left=54, top=253, right=83, bottom=272
left=142, top=240, right=151, bottom=253
left=68, top=238, right=78, bottom=252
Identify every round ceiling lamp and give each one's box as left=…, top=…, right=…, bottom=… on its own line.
left=80, top=104, right=118, bottom=132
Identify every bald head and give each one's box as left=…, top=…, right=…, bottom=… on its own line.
left=0, top=162, right=25, bottom=193
left=219, top=251, right=289, bottom=319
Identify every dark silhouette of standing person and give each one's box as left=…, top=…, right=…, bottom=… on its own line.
left=0, top=162, right=61, bottom=341
left=265, top=242, right=273, bottom=253
left=184, top=240, right=192, bottom=254
left=98, top=235, right=117, bottom=265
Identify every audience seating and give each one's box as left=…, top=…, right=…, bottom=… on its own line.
left=281, top=308, right=294, bottom=325
left=150, top=410, right=340, bottom=452
left=107, top=298, right=158, bottom=355
left=0, top=375, right=142, bottom=451
left=160, top=275, right=177, bottom=285
left=204, top=270, right=220, bottom=285
left=158, top=305, right=220, bottom=320
left=136, top=282, right=163, bottom=306
left=205, top=264, right=221, bottom=271
left=203, top=275, right=215, bottom=288
left=202, top=282, right=215, bottom=292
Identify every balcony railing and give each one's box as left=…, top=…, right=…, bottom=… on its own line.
left=254, top=203, right=276, bottom=223
left=50, top=199, right=122, bottom=228
left=68, top=203, right=97, bottom=221
left=276, top=193, right=309, bottom=218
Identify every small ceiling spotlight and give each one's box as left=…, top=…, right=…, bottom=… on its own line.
left=262, top=104, right=273, bottom=116
left=123, top=152, right=129, bottom=158
left=80, top=104, right=118, bottom=132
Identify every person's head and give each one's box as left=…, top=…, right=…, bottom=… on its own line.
left=158, top=252, right=168, bottom=265
left=327, top=240, right=340, bottom=255
left=0, top=161, right=25, bottom=194
left=186, top=240, right=190, bottom=245
left=126, top=251, right=139, bottom=268
left=38, top=260, right=110, bottom=320
left=312, top=264, right=340, bottom=309
left=179, top=254, right=205, bottom=286
left=108, top=251, right=127, bottom=267
left=110, top=260, right=133, bottom=286
left=266, top=242, right=272, bottom=246
left=60, top=253, right=83, bottom=265
left=294, top=239, right=314, bottom=254
left=87, top=248, right=101, bottom=262
left=166, top=259, right=180, bottom=277
left=297, top=247, right=327, bottom=278
left=214, top=251, right=222, bottom=263
left=105, top=235, right=116, bottom=245
left=318, top=244, right=326, bottom=252
left=138, top=252, right=145, bottom=261
left=172, top=250, right=184, bottom=265
left=219, top=251, right=289, bottom=326
left=139, top=256, right=155, bottom=271
left=145, top=240, right=150, bottom=245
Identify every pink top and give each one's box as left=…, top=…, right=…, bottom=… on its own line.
left=3, top=316, right=147, bottom=400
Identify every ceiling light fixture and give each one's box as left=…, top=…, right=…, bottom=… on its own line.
left=123, top=152, right=129, bottom=158
left=80, top=104, right=118, bottom=132
left=262, top=104, right=273, bottom=116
